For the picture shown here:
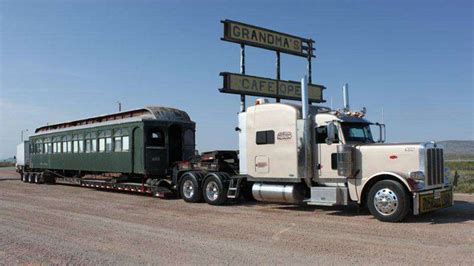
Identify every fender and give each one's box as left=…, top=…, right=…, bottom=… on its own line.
left=357, top=171, right=413, bottom=204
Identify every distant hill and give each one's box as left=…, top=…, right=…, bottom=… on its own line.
left=438, top=140, right=474, bottom=161
left=1, top=157, right=15, bottom=163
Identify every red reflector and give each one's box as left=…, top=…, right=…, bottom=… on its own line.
left=389, top=155, right=398, bottom=160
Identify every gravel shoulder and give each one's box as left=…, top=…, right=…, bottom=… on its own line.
left=0, top=169, right=473, bottom=265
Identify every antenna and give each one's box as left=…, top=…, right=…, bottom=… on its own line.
left=117, top=101, right=122, bottom=112
left=381, top=107, right=384, bottom=124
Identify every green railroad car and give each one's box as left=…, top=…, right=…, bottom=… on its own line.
left=28, top=106, right=195, bottom=178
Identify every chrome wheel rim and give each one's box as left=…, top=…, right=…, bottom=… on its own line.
left=374, top=188, right=398, bottom=216
left=206, top=181, right=219, bottom=201
left=182, top=180, right=194, bottom=199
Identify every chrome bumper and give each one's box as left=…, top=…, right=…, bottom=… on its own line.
left=413, top=186, right=453, bottom=215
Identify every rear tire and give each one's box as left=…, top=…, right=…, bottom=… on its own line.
left=180, top=173, right=202, bottom=203
left=28, top=173, right=34, bottom=183
left=367, top=180, right=410, bottom=222
left=203, top=173, right=229, bottom=205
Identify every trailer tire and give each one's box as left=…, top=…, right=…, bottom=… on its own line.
left=180, top=173, right=202, bottom=203
left=367, top=180, right=410, bottom=222
left=203, top=173, right=229, bottom=206
left=28, top=173, right=34, bottom=183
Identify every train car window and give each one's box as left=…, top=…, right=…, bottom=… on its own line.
left=53, top=143, right=57, bottom=153
left=113, top=129, right=122, bottom=152
left=114, top=137, right=122, bottom=152
left=78, top=140, right=84, bottom=153
left=91, top=139, right=97, bottom=152
left=148, top=128, right=165, bottom=147
left=85, top=139, right=91, bottom=153
left=99, top=138, right=106, bottom=152
left=67, top=141, right=72, bottom=153
left=73, top=141, right=78, bottom=153
left=85, top=133, right=91, bottom=153
left=122, top=136, right=130, bottom=151
left=106, top=137, right=112, bottom=152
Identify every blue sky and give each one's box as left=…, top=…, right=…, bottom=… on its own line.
left=1, top=0, right=473, bottom=158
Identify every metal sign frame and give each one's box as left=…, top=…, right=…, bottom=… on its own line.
left=221, top=19, right=314, bottom=58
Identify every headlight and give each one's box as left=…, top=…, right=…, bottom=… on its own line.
left=408, top=171, right=425, bottom=190
left=409, top=171, right=425, bottom=181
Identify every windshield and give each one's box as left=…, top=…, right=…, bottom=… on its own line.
left=341, top=123, right=374, bottom=143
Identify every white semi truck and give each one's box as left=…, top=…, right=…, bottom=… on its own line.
left=171, top=79, right=453, bottom=222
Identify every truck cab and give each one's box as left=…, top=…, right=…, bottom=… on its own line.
left=237, top=101, right=453, bottom=222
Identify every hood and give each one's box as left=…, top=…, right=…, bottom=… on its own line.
left=353, top=142, right=446, bottom=190
left=354, top=142, right=424, bottom=179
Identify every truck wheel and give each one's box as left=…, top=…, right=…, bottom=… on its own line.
left=180, top=173, right=202, bottom=203
left=203, top=173, right=228, bottom=205
left=28, top=173, right=34, bottom=183
left=23, top=173, right=29, bottom=183
left=367, top=180, right=410, bottom=222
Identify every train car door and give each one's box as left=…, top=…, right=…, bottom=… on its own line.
left=144, top=127, right=167, bottom=176
left=168, top=124, right=183, bottom=165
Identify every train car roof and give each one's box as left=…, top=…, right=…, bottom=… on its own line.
left=34, top=106, right=192, bottom=134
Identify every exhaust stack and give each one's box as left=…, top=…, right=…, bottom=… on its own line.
left=343, top=83, right=350, bottom=111
left=301, top=76, right=313, bottom=186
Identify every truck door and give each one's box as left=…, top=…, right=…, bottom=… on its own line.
left=145, top=127, right=167, bottom=176
left=316, top=125, right=344, bottom=184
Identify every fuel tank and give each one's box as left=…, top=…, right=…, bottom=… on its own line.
left=252, top=183, right=305, bottom=204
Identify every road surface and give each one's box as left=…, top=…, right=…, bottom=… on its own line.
left=0, top=169, right=473, bottom=264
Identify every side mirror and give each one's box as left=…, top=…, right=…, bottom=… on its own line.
left=326, top=122, right=337, bottom=145
left=375, top=123, right=386, bottom=143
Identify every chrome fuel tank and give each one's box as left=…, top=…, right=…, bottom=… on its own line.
left=252, top=183, right=305, bottom=204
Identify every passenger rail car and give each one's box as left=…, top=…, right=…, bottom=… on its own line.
left=27, top=106, right=195, bottom=180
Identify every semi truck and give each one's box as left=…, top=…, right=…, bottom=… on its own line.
left=16, top=79, right=453, bottom=222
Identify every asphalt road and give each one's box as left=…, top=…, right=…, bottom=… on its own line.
left=1, top=169, right=473, bottom=265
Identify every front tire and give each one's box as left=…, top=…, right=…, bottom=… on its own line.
left=367, top=180, right=410, bottom=222
left=180, top=173, right=202, bottom=203
left=203, top=173, right=229, bottom=205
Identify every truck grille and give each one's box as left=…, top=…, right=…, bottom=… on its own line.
left=426, top=148, right=444, bottom=186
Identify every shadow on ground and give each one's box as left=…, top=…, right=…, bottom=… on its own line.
left=236, top=198, right=473, bottom=224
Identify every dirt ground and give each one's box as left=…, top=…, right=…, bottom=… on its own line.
left=0, top=169, right=473, bottom=265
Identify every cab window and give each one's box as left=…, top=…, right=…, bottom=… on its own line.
left=316, top=126, right=339, bottom=144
